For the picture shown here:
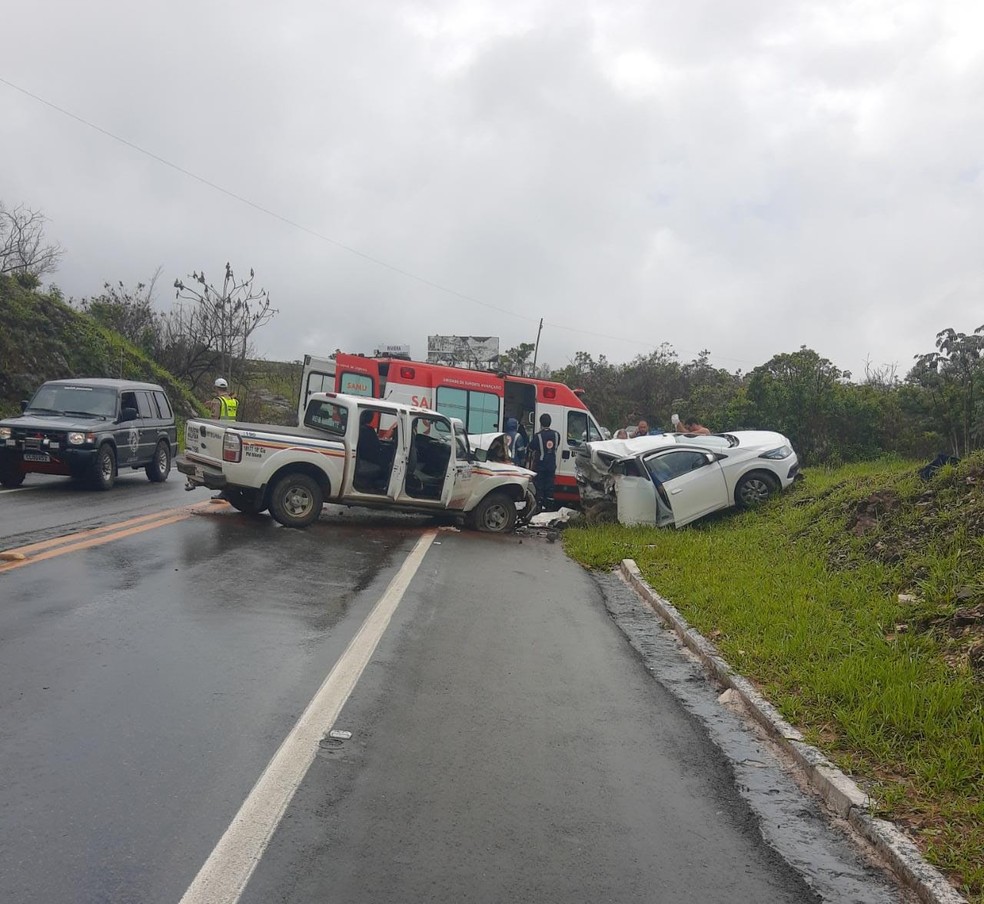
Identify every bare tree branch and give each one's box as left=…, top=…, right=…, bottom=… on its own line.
left=0, top=202, right=64, bottom=278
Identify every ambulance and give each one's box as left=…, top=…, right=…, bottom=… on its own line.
left=297, top=353, right=605, bottom=506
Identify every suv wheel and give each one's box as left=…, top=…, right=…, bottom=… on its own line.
left=90, top=444, right=117, bottom=491
left=0, top=459, right=25, bottom=488
left=145, top=440, right=171, bottom=483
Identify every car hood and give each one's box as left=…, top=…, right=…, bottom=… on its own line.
left=469, top=431, right=507, bottom=452
left=581, top=434, right=679, bottom=459
left=0, top=413, right=112, bottom=432
left=584, top=430, right=793, bottom=459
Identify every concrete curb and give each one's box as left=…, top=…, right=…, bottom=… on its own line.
left=618, top=558, right=967, bottom=904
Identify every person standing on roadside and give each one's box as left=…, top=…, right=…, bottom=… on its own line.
left=210, top=378, right=239, bottom=421
left=527, top=413, right=560, bottom=509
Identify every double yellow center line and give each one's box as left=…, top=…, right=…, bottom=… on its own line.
left=0, top=501, right=216, bottom=573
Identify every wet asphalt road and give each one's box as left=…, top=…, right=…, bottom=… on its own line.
left=0, top=477, right=909, bottom=903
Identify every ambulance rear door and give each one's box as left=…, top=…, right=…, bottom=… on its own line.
left=335, top=354, right=382, bottom=399
left=297, top=355, right=336, bottom=424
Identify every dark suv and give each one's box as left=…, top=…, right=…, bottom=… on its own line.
left=0, top=378, right=177, bottom=490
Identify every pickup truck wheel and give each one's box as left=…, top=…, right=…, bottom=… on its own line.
left=145, top=440, right=171, bottom=482
left=270, top=473, right=323, bottom=528
left=225, top=487, right=267, bottom=515
left=90, top=444, right=117, bottom=491
left=469, top=491, right=517, bottom=533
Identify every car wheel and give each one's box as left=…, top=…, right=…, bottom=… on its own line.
left=145, top=440, right=171, bottom=483
left=90, top=444, right=117, bottom=491
left=269, top=473, right=323, bottom=528
left=469, top=491, right=518, bottom=533
left=225, top=487, right=268, bottom=515
left=735, top=471, right=779, bottom=508
left=0, top=459, right=25, bottom=488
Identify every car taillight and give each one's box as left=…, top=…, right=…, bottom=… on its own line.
left=222, top=433, right=242, bottom=462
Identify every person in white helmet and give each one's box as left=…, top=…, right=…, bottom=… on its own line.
left=209, top=378, right=239, bottom=421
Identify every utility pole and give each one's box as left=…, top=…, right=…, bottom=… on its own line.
left=531, top=318, right=544, bottom=377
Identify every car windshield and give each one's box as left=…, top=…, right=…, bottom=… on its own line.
left=27, top=385, right=117, bottom=418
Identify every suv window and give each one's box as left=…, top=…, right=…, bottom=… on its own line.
left=119, top=391, right=139, bottom=419
left=135, top=391, right=154, bottom=418
left=153, top=391, right=173, bottom=419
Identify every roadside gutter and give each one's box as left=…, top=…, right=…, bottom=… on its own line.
left=619, top=558, right=968, bottom=904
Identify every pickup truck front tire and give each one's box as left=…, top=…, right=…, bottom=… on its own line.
left=468, top=491, right=517, bottom=533
left=269, top=472, right=324, bottom=528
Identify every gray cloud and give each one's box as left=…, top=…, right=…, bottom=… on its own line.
left=2, top=0, right=982, bottom=378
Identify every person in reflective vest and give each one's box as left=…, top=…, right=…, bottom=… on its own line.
left=210, top=378, right=239, bottom=421
left=527, top=413, right=560, bottom=509
left=503, top=416, right=528, bottom=466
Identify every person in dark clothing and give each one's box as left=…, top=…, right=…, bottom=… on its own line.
left=528, top=412, right=560, bottom=509
left=504, top=416, right=528, bottom=466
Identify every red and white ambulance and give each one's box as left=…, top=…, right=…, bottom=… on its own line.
left=297, top=353, right=605, bottom=506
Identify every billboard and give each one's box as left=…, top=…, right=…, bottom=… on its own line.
left=374, top=344, right=411, bottom=359
left=427, top=335, right=500, bottom=369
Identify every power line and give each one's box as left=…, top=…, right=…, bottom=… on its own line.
left=0, top=74, right=757, bottom=368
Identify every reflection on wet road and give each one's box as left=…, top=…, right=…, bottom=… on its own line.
left=0, top=501, right=429, bottom=904
left=0, top=486, right=911, bottom=904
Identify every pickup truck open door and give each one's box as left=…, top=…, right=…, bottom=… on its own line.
left=394, top=412, right=457, bottom=507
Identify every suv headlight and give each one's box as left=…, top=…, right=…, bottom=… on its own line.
left=0, top=427, right=10, bottom=441
left=759, top=445, right=792, bottom=460
left=68, top=432, right=96, bottom=445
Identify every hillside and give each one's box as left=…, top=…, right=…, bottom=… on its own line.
left=0, top=274, right=204, bottom=419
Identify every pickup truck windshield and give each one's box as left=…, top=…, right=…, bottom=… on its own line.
left=305, top=399, right=348, bottom=435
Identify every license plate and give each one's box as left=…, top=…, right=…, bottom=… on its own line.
left=23, top=452, right=49, bottom=462
left=194, top=466, right=204, bottom=479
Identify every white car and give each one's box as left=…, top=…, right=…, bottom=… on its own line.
left=575, top=431, right=801, bottom=528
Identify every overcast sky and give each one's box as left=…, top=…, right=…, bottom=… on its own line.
left=3, top=0, right=983, bottom=379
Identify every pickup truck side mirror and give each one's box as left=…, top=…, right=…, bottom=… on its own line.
left=474, top=449, right=488, bottom=463
left=119, top=407, right=138, bottom=423
left=20, top=400, right=28, bottom=412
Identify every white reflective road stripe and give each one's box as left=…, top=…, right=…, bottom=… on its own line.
left=179, top=529, right=438, bottom=904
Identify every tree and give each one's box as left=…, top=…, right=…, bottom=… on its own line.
left=76, top=269, right=163, bottom=358
left=744, top=347, right=846, bottom=463
left=0, top=202, right=64, bottom=278
left=171, top=263, right=277, bottom=395
left=907, top=326, right=984, bottom=457
left=498, top=342, right=536, bottom=375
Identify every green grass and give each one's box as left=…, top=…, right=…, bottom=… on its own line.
left=564, top=457, right=984, bottom=902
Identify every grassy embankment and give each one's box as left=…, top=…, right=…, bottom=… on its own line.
left=564, top=456, right=984, bottom=902
left=0, top=274, right=206, bottom=445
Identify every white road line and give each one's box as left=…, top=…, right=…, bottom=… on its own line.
left=178, top=529, right=437, bottom=904
left=0, top=486, right=40, bottom=494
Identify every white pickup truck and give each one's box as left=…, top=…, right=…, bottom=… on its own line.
left=175, top=392, right=536, bottom=531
